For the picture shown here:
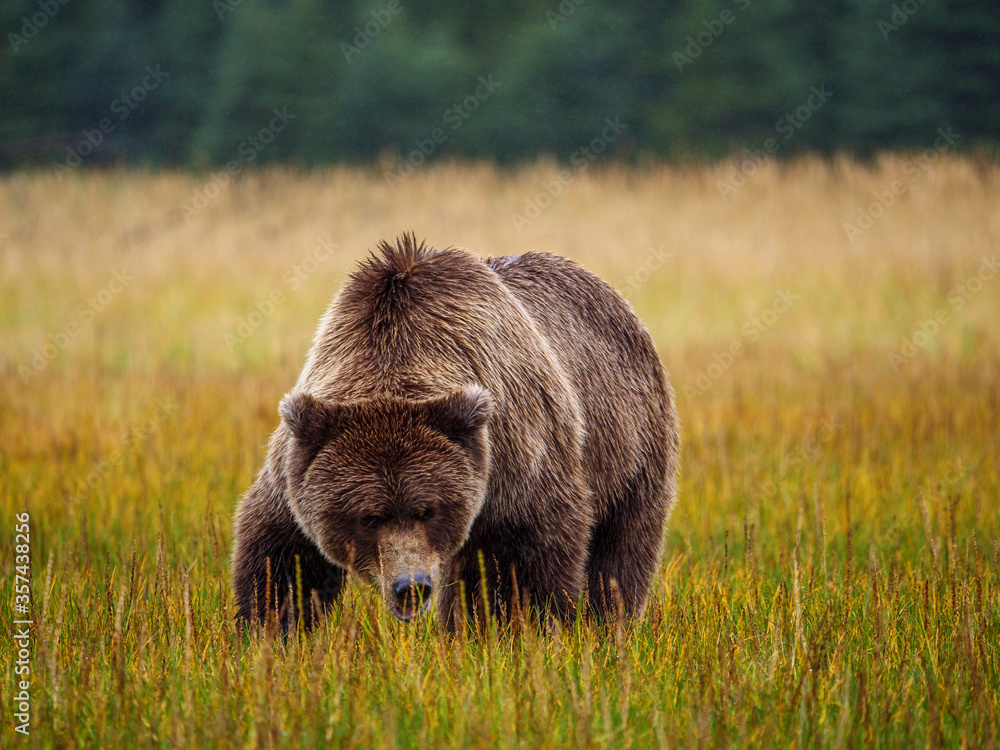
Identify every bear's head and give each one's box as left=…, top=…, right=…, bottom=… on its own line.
left=278, top=386, right=493, bottom=621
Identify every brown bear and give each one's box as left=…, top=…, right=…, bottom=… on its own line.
left=231, top=234, right=678, bottom=629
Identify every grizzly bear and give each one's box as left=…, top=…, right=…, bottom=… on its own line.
left=231, top=234, right=678, bottom=629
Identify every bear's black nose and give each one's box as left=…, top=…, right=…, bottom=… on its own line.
left=392, top=571, right=433, bottom=606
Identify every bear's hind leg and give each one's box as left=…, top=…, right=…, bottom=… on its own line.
left=585, top=467, right=669, bottom=620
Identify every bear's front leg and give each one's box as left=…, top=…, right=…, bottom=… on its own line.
left=440, top=508, right=590, bottom=629
left=231, top=465, right=345, bottom=631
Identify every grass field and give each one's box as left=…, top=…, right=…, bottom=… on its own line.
left=1, top=156, right=998, bottom=748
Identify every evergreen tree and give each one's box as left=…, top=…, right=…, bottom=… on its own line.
left=146, top=0, right=224, bottom=164
left=937, top=0, right=1000, bottom=146
left=1, top=0, right=91, bottom=163
left=1, top=0, right=998, bottom=167
left=484, top=3, right=643, bottom=161
left=192, top=0, right=335, bottom=165
left=332, top=4, right=473, bottom=162
left=834, top=0, right=949, bottom=152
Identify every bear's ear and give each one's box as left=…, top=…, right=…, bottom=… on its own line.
left=422, top=386, right=494, bottom=448
left=279, top=391, right=343, bottom=456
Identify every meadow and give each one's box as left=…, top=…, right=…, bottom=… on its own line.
left=1, top=155, right=998, bottom=748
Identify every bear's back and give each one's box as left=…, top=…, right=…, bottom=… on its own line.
left=488, top=253, right=677, bottom=523
left=293, top=238, right=587, bottom=510
left=298, top=237, right=543, bottom=400
left=291, top=237, right=675, bottom=526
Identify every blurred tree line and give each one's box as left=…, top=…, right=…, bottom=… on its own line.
left=1, top=0, right=998, bottom=169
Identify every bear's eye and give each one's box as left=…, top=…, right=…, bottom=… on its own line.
left=361, top=515, right=383, bottom=530
left=417, top=507, right=435, bottom=521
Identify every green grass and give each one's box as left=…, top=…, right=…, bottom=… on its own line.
left=1, top=161, right=998, bottom=748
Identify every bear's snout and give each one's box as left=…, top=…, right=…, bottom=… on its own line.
left=390, top=571, right=433, bottom=621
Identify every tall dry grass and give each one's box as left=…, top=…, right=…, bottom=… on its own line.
left=1, top=156, right=998, bottom=747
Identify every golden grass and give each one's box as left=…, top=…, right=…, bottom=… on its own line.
left=1, top=156, right=998, bottom=748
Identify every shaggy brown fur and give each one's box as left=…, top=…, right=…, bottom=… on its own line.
left=231, top=234, right=679, bottom=629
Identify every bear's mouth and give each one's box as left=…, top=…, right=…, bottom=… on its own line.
left=389, top=596, right=431, bottom=622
